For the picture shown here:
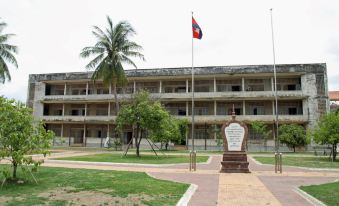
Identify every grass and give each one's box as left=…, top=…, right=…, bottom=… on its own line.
left=54, top=153, right=209, bottom=164
left=0, top=165, right=189, bottom=206
left=300, top=181, right=339, bottom=206
left=253, top=156, right=339, bottom=168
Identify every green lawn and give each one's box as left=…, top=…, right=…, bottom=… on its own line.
left=252, top=156, right=339, bottom=168
left=300, top=181, right=339, bottom=206
left=54, top=153, right=209, bottom=164
left=0, top=166, right=189, bottom=206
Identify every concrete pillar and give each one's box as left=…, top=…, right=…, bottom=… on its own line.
left=271, top=77, right=274, bottom=92
left=86, top=82, right=89, bottom=95
left=64, top=83, right=67, bottom=95
left=272, top=100, right=275, bottom=115
left=214, top=100, right=217, bottom=116
left=83, top=124, right=86, bottom=147
left=107, top=124, right=110, bottom=137
left=159, top=80, right=162, bottom=93
left=186, top=101, right=189, bottom=116
left=108, top=102, right=111, bottom=116
left=242, top=77, right=245, bottom=91
left=85, top=103, right=87, bottom=116
left=133, top=81, right=136, bottom=93
left=186, top=79, right=189, bottom=93
left=243, top=100, right=246, bottom=115
left=62, top=103, right=65, bottom=116
left=61, top=124, right=64, bottom=138
left=109, top=84, right=112, bottom=94
left=214, top=77, right=216, bottom=92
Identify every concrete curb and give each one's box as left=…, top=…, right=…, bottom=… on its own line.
left=46, top=157, right=211, bottom=167
left=249, top=156, right=339, bottom=172
left=294, top=188, right=326, bottom=206
left=176, top=184, right=198, bottom=206
left=146, top=172, right=198, bottom=206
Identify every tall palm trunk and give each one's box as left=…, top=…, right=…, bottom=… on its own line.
left=112, top=82, right=119, bottom=115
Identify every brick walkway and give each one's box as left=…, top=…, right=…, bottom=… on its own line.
left=41, top=151, right=339, bottom=206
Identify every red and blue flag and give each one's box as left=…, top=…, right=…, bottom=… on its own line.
left=192, top=17, right=203, bottom=39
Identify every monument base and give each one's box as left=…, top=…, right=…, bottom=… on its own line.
left=220, top=151, right=250, bottom=173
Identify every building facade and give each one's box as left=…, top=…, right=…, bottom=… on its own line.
left=27, top=63, right=329, bottom=150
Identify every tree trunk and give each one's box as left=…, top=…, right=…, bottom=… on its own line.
left=12, top=161, right=17, bottom=179
left=332, top=144, right=337, bottom=162
left=293, top=146, right=296, bottom=153
left=165, top=142, right=168, bottom=150
left=135, top=124, right=140, bottom=156
left=136, top=129, right=143, bottom=157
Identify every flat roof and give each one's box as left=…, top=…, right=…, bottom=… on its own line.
left=29, top=63, right=327, bottom=82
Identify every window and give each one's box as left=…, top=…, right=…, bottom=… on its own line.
left=288, top=108, right=297, bottom=115
left=232, top=86, right=241, bottom=91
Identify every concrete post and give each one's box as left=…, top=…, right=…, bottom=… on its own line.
left=186, top=79, right=189, bottom=93
left=214, top=77, right=216, bottom=92
left=108, top=102, right=111, bottom=116
left=271, top=77, right=274, bottom=92
left=214, top=100, right=217, bottom=116
left=62, top=103, right=65, bottom=116
left=159, top=80, right=162, bottom=93
left=86, top=82, right=89, bottom=95
left=61, top=123, right=64, bottom=138
left=64, top=83, right=67, bottom=95
left=133, top=81, right=136, bottom=93
left=85, top=103, right=87, bottom=116
left=272, top=100, right=275, bottom=115
left=243, top=100, right=246, bottom=115
left=83, top=124, right=86, bottom=147
left=186, top=101, right=189, bottom=116
left=109, top=84, right=112, bottom=94
left=242, top=77, right=245, bottom=91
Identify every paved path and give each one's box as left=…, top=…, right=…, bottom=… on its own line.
left=41, top=151, right=339, bottom=206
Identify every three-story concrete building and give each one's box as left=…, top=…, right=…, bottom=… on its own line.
left=27, top=63, right=329, bottom=150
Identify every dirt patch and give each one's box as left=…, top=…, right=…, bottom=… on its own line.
left=37, top=187, right=154, bottom=206
left=0, top=196, right=24, bottom=205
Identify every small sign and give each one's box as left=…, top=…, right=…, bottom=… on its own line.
left=225, top=123, right=245, bottom=151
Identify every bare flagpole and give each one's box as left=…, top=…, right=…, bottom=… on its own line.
left=270, top=9, right=279, bottom=153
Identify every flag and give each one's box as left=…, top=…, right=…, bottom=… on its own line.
left=192, top=17, right=203, bottom=39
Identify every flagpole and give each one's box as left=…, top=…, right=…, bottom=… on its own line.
left=270, top=8, right=279, bottom=153
left=191, top=11, right=195, bottom=153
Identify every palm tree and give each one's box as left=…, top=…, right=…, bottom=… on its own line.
left=80, top=16, right=144, bottom=115
left=0, top=19, right=18, bottom=84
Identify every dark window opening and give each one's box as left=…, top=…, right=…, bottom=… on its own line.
left=178, top=109, right=186, bottom=116
left=288, top=108, right=297, bottom=115
left=253, top=108, right=258, bottom=115
left=232, top=86, right=241, bottom=92
left=98, top=131, right=102, bottom=138
left=43, top=105, right=49, bottom=115
left=287, top=85, right=296, bottom=91
left=45, top=85, right=51, bottom=95
left=71, top=110, right=79, bottom=116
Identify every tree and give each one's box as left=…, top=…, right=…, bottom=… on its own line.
left=279, top=124, right=308, bottom=152
left=0, top=19, right=18, bottom=84
left=80, top=16, right=144, bottom=115
left=116, top=91, right=170, bottom=156
left=0, top=97, right=54, bottom=180
left=250, top=121, right=271, bottom=151
left=150, top=118, right=186, bottom=150
left=311, top=112, right=339, bottom=161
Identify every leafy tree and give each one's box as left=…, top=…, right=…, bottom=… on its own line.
left=80, top=16, right=144, bottom=115
left=116, top=91, right=169, bottom=156
left=0, top=19, right=18, bottom=84
left=0, top=97, right=54, bottom=180
left=311, top=112, right=339, bottom=161
left=250, top=121, right=271, bottom=151
left=150, top=118, right=187, bottom=150
left=279, top=124, right=308, bottom=152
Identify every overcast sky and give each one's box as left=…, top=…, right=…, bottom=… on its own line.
left=1, top=0, right=339, bottom=102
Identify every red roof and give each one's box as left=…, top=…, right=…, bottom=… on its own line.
left=329, top=91, right=339, bottom=101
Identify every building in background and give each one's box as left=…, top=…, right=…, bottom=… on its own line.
left=329, top=91, right=339, bottom=112
left=27, top=63, right=329, bottom=151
